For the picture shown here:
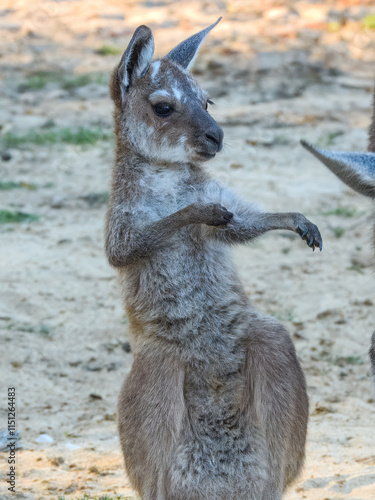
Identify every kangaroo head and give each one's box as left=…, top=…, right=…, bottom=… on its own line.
left=110, top=19, right=223, bottom=165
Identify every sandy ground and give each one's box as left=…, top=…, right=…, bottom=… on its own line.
left=0, top=1, right=375, bottom=499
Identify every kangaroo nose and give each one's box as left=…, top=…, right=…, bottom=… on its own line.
left=205, top=127, right=223, bottom=151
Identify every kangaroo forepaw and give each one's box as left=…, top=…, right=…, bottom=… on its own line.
left=205, top=203, right=234, bottom=226
left=296, top=221, right=323, bottom=251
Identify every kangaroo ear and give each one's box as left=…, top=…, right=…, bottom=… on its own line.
left=166, top=17, right=221, bottom=70
left=301, top=140, right=375, bottom=199
left=118, top=25, right=154, bottom=98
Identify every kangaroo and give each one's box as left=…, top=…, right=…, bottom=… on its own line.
left=301, top=87, right=375, bottom=382
left=106, top=19, right=323, bottom=500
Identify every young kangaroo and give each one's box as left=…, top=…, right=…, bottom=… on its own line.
left=301, top=87, right=375, bottom=382
left=106, top=19, right=322, bottom=500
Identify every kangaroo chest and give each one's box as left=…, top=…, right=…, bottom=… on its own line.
left=143, top=167, right=200, bottom=217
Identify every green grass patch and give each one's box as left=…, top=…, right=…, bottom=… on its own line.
left=1, top=127, right=112, bottom=148
left=334, top=355, right=363, bottom=367
left=327, top=20, right=342, bottom=33
left=96, top=44, right=122, bottom=56
left=332, top=226, right=345, bottom=238
left=0, top=181, right=52, bottom=190
left=62, top=73, right=108, bottom=90
left=19, top=71, right=108, bottom=92
left=347, top=263, right=364, bottom=273
left=317, top=131, right=344, bottom=148
left=273, top=135, right=290, bottom=145
left=79, top=191, right=110, bottom=206
left=7, top=323, right=52, bottom=336
left=19, top=71, right=63, bottom=91
left=268, top=309, right=295, bottom=322
left=0, top=181, right=37, bottom=190
left=321, top=206, right=357, bottom=218
left=363, top=14, right=375, bottom=30
left=0, top=210, right=39, bottom=224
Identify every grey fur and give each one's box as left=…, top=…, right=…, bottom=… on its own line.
left=107, top=24, right=320, bottom=499
left=301, top=87, right=375, bottom=383
left=166, top=18, right=222, bottom=69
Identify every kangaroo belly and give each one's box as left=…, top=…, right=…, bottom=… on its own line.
left=166, top=367, right=269, bottom=499
left=168, top=418, right=268, bottom=500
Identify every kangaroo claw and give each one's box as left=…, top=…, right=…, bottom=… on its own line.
left=297, top=221, right=323, bottom=252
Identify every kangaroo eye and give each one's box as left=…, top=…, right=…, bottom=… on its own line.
left=153, top=102, right=173, bottom=117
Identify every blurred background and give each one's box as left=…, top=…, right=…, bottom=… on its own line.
left=0, top=1, right=375, bottom=499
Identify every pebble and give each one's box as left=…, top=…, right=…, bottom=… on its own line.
left=122, top=341, right=131, bottom=353
left=89, top=393, right=103, bottom=400
left=1, top=151, right=12, bottom=161
left=50, top=456, right=64, bottom=466
left=65, top=442, right=80, bottom=450
left=50, top=196, right=65, bottom=209
left=35, top=433, right=54, bottom=444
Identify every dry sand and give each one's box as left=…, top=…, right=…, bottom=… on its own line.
left=0, top=1, right=375, bottom=499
